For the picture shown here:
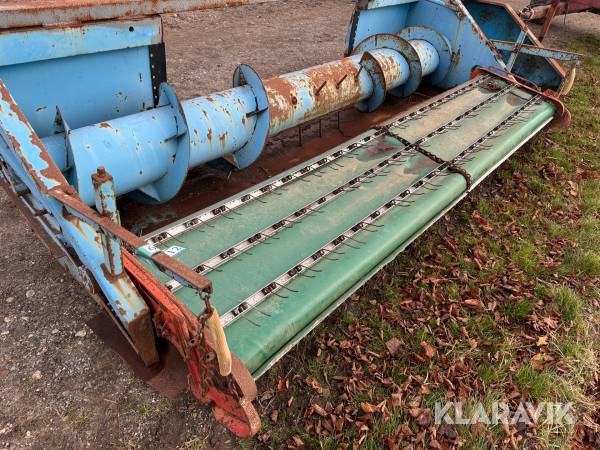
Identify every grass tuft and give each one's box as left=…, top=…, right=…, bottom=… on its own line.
left=552, top=286, right=584, bottom=325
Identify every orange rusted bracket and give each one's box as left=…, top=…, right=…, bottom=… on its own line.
left=472, top=67, right=571, bottom=127
left=122, top=251, right=261, bottom=437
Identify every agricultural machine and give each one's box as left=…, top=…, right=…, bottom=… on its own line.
left=521, top=0, right=600, bottom=42
left=0, top=0, right=580, bottom=436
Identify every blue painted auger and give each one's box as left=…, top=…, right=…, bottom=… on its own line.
left=43, top=30, right=449, bottom=205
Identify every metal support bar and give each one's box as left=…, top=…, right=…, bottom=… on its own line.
left=491, top=40, right=581, bottom=62
left=506, top=30, right=528, bottom=71
left=92, top=167, right=123, bottom=277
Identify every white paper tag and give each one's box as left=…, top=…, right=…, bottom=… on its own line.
left=164, top=245, right=185, bottom=257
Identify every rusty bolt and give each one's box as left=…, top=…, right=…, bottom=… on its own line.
left=65, top=186, right=76, bottom=196
left=96, top=166, right=106, bottom=176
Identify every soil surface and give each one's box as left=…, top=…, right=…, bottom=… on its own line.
left=0, top=1, right=598, bottom=449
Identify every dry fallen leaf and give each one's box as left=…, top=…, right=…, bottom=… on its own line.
left=390, top=393, right=403, bottom=407
left=312, top=403, right=327, bottom=417
left=292, top=435, right=304, bottom=447
left=536, top=335, right=549, bottom=346
left=420, top=341, right=436, bottom=359
left=386, top=337, right=402, bottom=357
left=277, top=378, right=289, bottom=391
left=463, top=298, right=484, bottom=310
left=360, top=402, right=378, bottom=414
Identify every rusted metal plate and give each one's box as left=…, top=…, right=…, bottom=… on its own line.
left=0, top=0, right=278, bottom=29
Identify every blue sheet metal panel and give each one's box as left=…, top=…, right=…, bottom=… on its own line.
left=0, top=46, right=156, bottom=138
left=406, top=1, right=504, bottom=87
left=0, top=18, right=161, bottom=139
left=0, top=18, right=162, bottom=66
left=462, top=1, right=562, bottom=88
left=346, top=0, right=506, bottom=88
left=345, top=4, right=410, bottom=53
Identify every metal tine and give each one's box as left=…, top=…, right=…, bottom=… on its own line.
left=303, top=206, right=325, bottom=215
left=272, top=291, right=289, bottom=300
left=275, top=281, right=299, bottom=294
left=299, top=272, right=316, bottom=279
left=218, top=211, right=236, bottom=220
left=200, top=262, right=223, bottom=273
left=248, top=193, right=268, bottom=204
left=340, top=240, right=361, bottom=250
left=241, top=315, right=261, bottom=327
left=253, top=306, right=272, bottom=317
left=358, top=225, right=378, bottom=233
left=387, top=159, right=409, bottom=167
left=164, top=231, right=185, bottom=244
left=346, top=235, right=366, bottom=245
left=224, top=205, right=243, bottom=216
left=301, top=264, right=322, bottom=273
left=331, top=161, right=345, bottom=168
left=364, top=222, right=384, bottom=229
left=323, top=255, right=340, bottom=261
left=366, top=172, right=391, bottom=179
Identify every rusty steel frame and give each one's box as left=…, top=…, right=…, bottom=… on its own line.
left=0, top=0, right=277, bottom=29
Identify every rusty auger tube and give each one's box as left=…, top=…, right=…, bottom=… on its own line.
left=42, top=32, right=446, bottom=206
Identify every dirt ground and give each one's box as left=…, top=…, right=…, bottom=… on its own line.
left=0, top=1, right=599, bottom=449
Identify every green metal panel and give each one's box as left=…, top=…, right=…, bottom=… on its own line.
left=139, top=77, right=555, bottom=376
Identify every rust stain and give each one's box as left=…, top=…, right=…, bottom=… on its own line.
left=0, top=82, right=66, bottom=188
left=373, top=52, right=401, bottom=88
left=264, top=57, right=363, bottom=134
left=263, top=75, right=298, bottom=130
left=99, top=122, right=112, bottom=129
left=0, top=0, right=266, bottom=30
